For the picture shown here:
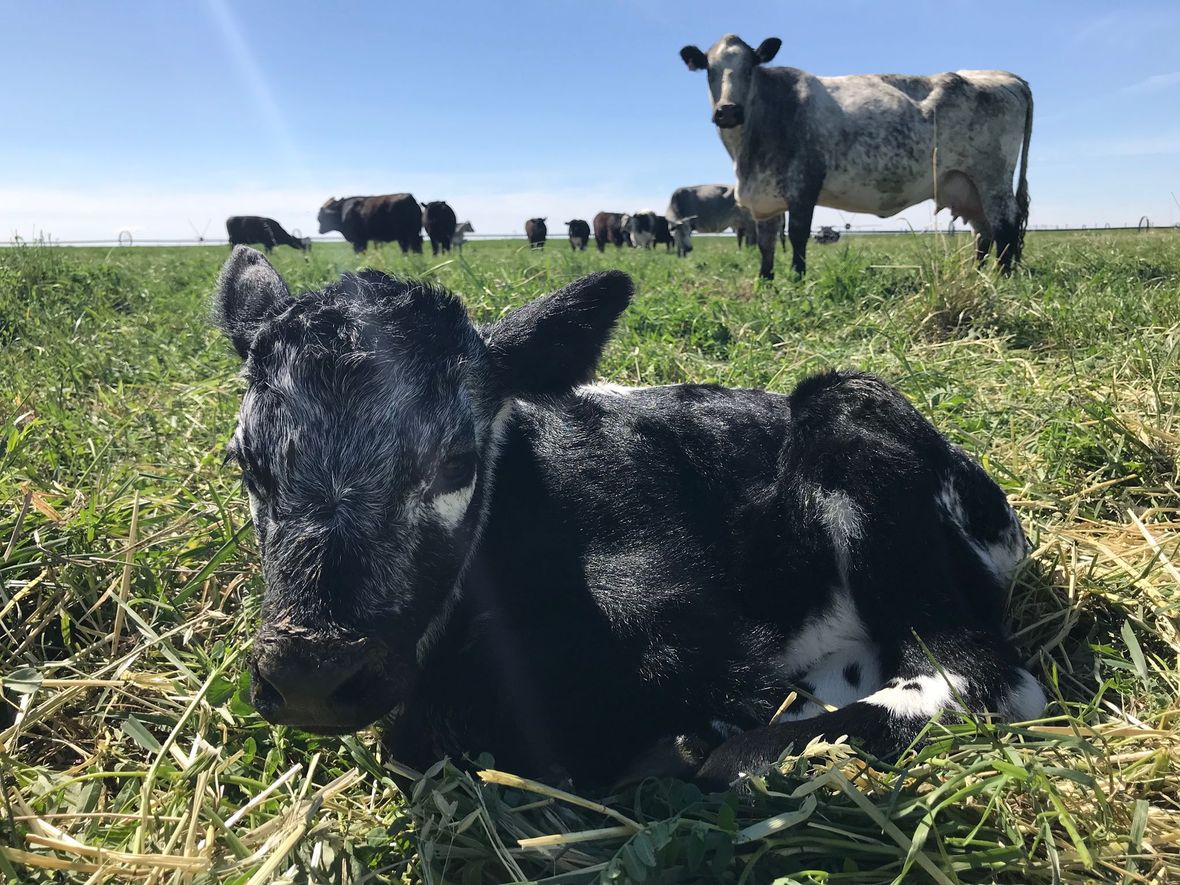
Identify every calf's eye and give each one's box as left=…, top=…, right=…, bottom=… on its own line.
left=427, top=453, right=476, bottom=499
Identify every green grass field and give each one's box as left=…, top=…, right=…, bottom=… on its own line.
left=2, top=232, right=1178, bottom=883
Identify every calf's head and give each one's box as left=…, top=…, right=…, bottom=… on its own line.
left=214, top=247, right=632, bottom=733
left=680, top=34, right=781, bottom=129
left=669, top=219, right=694, bottom=254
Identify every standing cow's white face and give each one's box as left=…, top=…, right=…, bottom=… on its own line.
left=680, top=35, right=782, bottom=129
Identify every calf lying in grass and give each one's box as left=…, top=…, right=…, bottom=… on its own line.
left=213, top=246, right=1044, bottom=790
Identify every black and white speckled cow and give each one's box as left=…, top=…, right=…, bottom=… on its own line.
left=213, top=247, right=1044, bottom=790
left=680, top=35, right=1033, bottom=280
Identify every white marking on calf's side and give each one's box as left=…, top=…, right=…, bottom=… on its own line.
left=577, top=382, right=646, bottom=398
left=778, top=649, right=883, bottom=721
left=865, top=672, right=968, bottom=719
left=999, top=668, right=1046, bottom=721
left=780, top=589, right=868, bottom=676
left=816, top=489, right=863, bottom=586
left=778, top=586, right=883, bottom=719
left=936, top=477, right=1026, bottom=582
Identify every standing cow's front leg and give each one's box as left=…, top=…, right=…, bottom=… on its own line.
left=755, top=218, right=779, bottom=279
left=786, top=201, right=816, bottom=277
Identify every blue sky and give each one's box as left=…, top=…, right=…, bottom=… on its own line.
left=4, top=0, right=1179, bottom=241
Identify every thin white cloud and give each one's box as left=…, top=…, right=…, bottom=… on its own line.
left=1123, top=71, right=1180, bottom=94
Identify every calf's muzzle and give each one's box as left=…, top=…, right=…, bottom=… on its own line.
left=249, top=627, right=391, bottom=733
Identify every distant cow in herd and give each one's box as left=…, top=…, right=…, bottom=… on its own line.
left=318, top=194, right=423, bottom=254
left=623, top=211, right=659, bottom=249
left=680, top=34, right=1033, bottom=278
left=226, top=216, right=310, bottom=253
left=665, top=184, right=784, bottom=257
left=214, top=247, right=1045, bottom=791
left=422, top=201, right=458, bottom=255
left=525, top=218, right=548, bottom=249
left=593, top=212, right=628, bottom=252
left=452, top=220, right=474, bottom=252
left=566, top=219, right=591, bottom=250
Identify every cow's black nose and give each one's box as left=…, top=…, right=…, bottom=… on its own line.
left=250, top=630, right=376, bottom=730
left=712, top=103, right=744, bottom=127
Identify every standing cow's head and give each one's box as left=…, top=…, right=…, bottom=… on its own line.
left=680, top=34, right=782, bottom=129
left=214, top=247, right=632, bottom=734
left=317, top=198, right=343, bottom=235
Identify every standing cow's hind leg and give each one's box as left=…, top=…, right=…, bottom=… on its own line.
left=988, top=194, right=1020, bottom=274
left=786, top=203, right=815, bottom=277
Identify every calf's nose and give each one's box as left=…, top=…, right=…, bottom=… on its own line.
left=249, top=630, right=373, bottom=726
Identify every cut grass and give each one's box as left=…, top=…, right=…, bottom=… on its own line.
left=2, top=231, right=1178, bottom=882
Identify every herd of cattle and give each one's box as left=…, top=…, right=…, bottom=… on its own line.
left=227, top=32, right=1033, bottom=283
left=225, top=184, right=784, bottom=260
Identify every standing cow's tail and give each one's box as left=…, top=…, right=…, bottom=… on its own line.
left=1014, top=80, right=1033, bottom=263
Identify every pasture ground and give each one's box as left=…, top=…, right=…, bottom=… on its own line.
left=1, top=232, right=1179, bottom=883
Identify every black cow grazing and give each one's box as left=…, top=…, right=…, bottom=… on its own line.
left=680, top=35, right=1033, bottom=278
left=566, top=219, right=591, bottom=251
left=318, top=194, right=423, bottom=254
left=525, top=218, right=547, bottom=249
left=592, top=212, right=627, bottom=252
left=226, top=216, right=310, bottom=253
left=652, top=215, right=674, bottom=251
left=214, top=246, right=1046, bottom=791
left=421, top=201, right=458, bottom=255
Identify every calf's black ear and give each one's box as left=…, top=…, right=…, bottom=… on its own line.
left=213, top=246, right=293, bottom=359
left=755, top=38, right=781, bottom=64
left=681, top=45, right=707, bottom=70
left=483, top=271, right=633, bottom=399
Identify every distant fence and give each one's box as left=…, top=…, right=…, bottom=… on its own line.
left=4, top=224, right=1178, bottom=248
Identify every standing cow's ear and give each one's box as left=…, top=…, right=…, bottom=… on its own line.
left=680, top=45, right=708, bottom=71
left=213, top=246, right=293, bottom=359
left=755, top=38, right=781, bottom=64
left=483, top=270, right=633, bottom=399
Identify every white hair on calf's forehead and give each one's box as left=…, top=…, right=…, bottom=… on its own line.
left=415, top=399, right=516, bottom=663
left=430, top=473, right=477, bottom=529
